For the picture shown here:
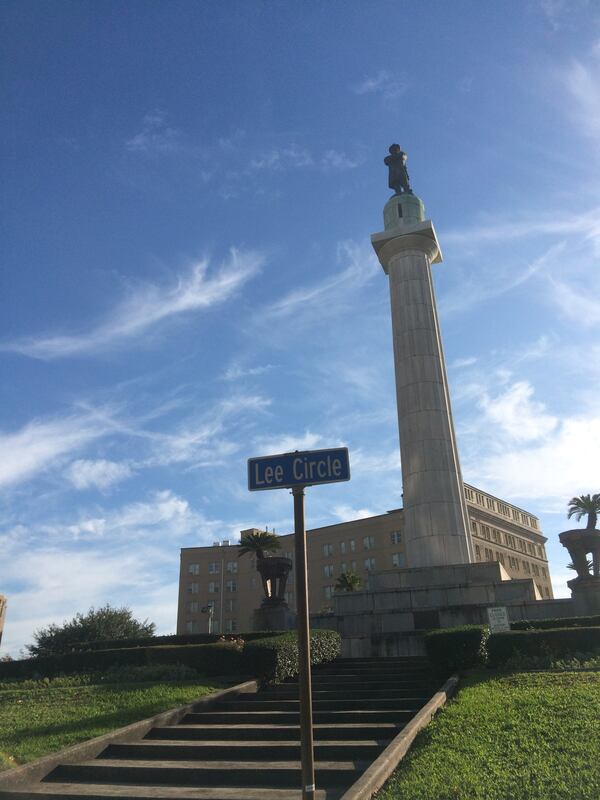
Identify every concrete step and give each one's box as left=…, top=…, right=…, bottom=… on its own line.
left=218, top=696, right=428, bottom=711
left=99, top=739, right=384, bottom=762
left=0, top=784, right=336, bottom=799
left=45, top=760, right=365, bottom=789
left=181, top=708, right=419, bottom=725
left=146, top=723, right=400, bottom=742
left=257, top=687, right=436, bottom=701
left=329, top=657, right=429, bottom=664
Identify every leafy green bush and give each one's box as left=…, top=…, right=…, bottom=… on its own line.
left=0, top=641, right=243, bottom=680
left=72, top=630, right=283, bottom=652
left=488, top=627, right=600, bottom=667
left=424, top=625, right=489, bottom=676
left=242, top=629, right=341, bottom=684
left=510, top=614, right=600, bottom=631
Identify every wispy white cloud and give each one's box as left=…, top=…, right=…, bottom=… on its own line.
left=253, top=430, right=327, bottom=456
left=126, top=110, right=187, bottom=155
left=249, top=145, right=362, bottom=172
left=3, top=249, right=263, bottom=359
left=450, top=356, right=478, bottom=369
left=352, top=69, right=408, bottom=100
left=546, top=273, right=600, bottom=326
left=221, top=362, right=275, bottom=381
left=332, top=504, right=376, bottom=522
left=264, top=240, right=378, bottom=320
left=560, top=50, right=600, bottom=141
left=65, top=459, right=133, bottom=490
left=0, top=411, right=115, bottom=489
left=479, top=381, right=558, bottom=443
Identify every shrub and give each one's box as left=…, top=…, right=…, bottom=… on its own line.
left=242, top=629, right=341, bottom=684
left=424, top=625, right=489, bottom=676
left=0, top=641, right=243, bottom=680
left=510, top=614, right=600, bottom=631
left=71, top=630, right=283, bottom=652
left=488, top=626, right=600, bottom=668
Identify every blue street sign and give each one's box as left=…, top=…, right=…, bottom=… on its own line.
left=248, top=447, right=350, bottom=491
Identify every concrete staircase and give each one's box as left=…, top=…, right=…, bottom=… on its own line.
left=4, top=657, right=438, bottom=800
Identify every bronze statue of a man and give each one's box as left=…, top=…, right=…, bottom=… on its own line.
left=384, top=144, right=412, bottom=195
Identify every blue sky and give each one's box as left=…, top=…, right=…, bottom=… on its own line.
left=2, top=1, right=599, bottom=655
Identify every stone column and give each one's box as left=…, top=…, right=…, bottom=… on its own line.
left=372, top=194, right=473, bottom=567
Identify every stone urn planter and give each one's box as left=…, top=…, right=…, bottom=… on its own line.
left=559, top=528, right=600, bottom=614
left=256, top=556, right=293, bottom=607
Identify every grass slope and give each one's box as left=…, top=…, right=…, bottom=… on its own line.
left=0, top=679, right=224, bottom=770
left=377, top=671, right=600, bottom=800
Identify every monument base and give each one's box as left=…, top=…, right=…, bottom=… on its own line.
left=252, top=604, right=297, bottom=632
left=568, top=575, right=600, bottom=615
left=311, top=562, right=580, bottom=657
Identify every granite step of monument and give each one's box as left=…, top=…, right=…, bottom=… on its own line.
left=180, top=708, right=419, bottom=725
left=99, top=739, right=384, bottom=762
left=308, top=677, right=433, bottom=689
left=44, top=760, right=365, bottom=789
left=146, top=723, right=400, bottom=742
left=0, top=784, right=336, bottom=799
left=246, top=686, right=435, bottom=701
left=217, top=696, right=428, bottom=711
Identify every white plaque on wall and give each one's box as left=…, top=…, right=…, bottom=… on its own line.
left=487, top=606, right=510, bottom=633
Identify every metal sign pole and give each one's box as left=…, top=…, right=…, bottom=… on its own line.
left=292, top=486, right=315, bottom=800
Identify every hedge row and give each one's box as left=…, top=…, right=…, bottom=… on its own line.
left=0, top=642, right=243, bottom=680
left=0, top=630, right=341, bottom=683
left=488, top=627, right=600, bottom=666
left=510, top=614, right=600, bottom=631
left=71, top=630, right=284, bottom=653
left=424, top=625, right=489, bottom=677
left=242, top=629, right=342, bottom=684
left=424, top=624, right=600, bottom=674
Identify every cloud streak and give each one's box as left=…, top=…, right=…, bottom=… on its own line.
left=3, top=249, right=263, bottom=359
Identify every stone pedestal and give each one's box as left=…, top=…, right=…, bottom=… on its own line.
left=371, top=197, right=473, bottom=568
left=559, top=528, right=600, bottom=613
left=252, top=605, right=297, bottom=632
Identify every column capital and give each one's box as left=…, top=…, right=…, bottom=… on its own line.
left=371, top=219, right=442, bottom=275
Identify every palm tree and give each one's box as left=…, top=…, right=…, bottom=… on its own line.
left=567, top=494, right=600, bottom=530
left=335, top=571, right=362, bottom=593
left=238, top=530, right=281, bottom=560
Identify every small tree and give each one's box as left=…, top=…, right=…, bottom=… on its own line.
left=238, top=530, right=281, bottom=561
left=335, top=571, right=362, bottom=592
left=26, top=604, right=155, bottom=657
left=567, top=494, right=600, bottom=530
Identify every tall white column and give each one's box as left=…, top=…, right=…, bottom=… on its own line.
left=372, top=196, right=473, bottom=567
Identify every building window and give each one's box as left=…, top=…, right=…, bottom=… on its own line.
left=492, top=529, right=501, bottom=543
left=541, top=567, right=547, bottom=578
left=188, top=563, right=200, bottom=575
left=341, top=562, right=347, bottom=573
left=224, top=599, right=236, bottom=613
left=390, top=531, right=402, bottom=545
left=363, top=536, right=375, bottom=550
left=475, top=545, right=481, bottom=560
left=208, top=581, right=219, bottom=593
left=226, top=580, right=237, bottom=592
left=188, top=582, right=199, bottom=594
left=324, top=585, right=334, bottom=599
left=225, top=619, right=237, bottom=633
left=484, top=548, right=493, bottom=560
left=226, top=561, right=238, bottom=573
left=350, top=560, right=357, bottom=572
left=470, top=520, right=478, bottom=535
left=187, top=601, right=199, bottom=612
left=392, top=553, right=405, bottom=568
left=364, top=557, right=376, bottom=571
left=323, top=543, right=333, bottom=557
left=506, top=534, right=516, bottom=549
left=185, top=621, right=193, bottom=633
left=523, top=561, right=531, bottom=574
left=208, top=562, right=220, bottom=574
left=324, top=564, right=334, bottom=577
left=482, top=525, right=491, bottom=540
left=340, top=541, right=346, bottom=554
left=496, top=552, right=505, bottom=566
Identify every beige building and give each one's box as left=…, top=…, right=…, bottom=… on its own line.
left=177, top=483, right=553, bottom=635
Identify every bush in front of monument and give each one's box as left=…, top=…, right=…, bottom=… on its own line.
left=424, top=625, right=490, bottom=677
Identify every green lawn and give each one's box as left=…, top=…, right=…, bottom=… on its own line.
left=0, top=678, right=225, bottom=770
left=376, top=671, right=600, bottom=800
